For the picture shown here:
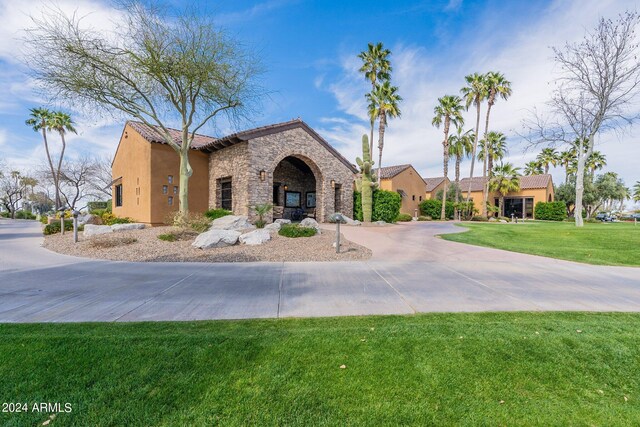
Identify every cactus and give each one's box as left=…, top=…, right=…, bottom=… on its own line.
left=355, top=134, right=374, bottom=222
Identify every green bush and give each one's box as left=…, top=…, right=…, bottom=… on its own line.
left=40, top=215, right=49, bottom=224
left=279, top=224, right=317, bottom=238
left=0, top=211, right=9, bottom=218
left=92, top=208, right=107, bottom=218
left=14, top=210, right=36, bottom=220
left=534, top=201, right=567, bottom=221
left=419, top=199, right=454, bottom=219
left=396, top=213, right=413, bottom=222
left=87, top=201, right=108, bottom=213
left=205, top=208, right=233, bottom=221
left=471, top=215, right=489, bottom=222
left=255, top=220, right=266, bottom=229
left=353, top=190, right=402, bottom=223
left=417, top=216, right=431, bottom=221
left=43, top=220, right=84, bottom=235
left=158, top=233, right=177, bottom=242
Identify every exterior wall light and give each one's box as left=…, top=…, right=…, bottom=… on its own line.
left=259, top=170, right=266, bottom=181
left=283, top=184, right=288, bottom=191
left=331, top=179, right=336, bottom=188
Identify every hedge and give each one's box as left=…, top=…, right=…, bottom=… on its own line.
left=396, top=213, right=412, bottom=222
left=205, top=208, right=233, bottom=221
left=418, top=199, right=454, bottom=219
left=279, top=224, right=316, bottom=238
left=534, top=201, right=567, bottom=221
left=43, top=220, right=84, bottom=235
left=353, top=190, right=402, bottom=223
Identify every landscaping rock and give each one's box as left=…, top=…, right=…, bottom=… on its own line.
left=488, top=217, right=498, bottom=222
left=300, top=218, right=321, bottom=234
left=192, top=229, right=241, bottom=249
left=274, top=218, right=291, bottom=225
left=341, top=215, right=361, bottom=226
left=210, top=215, right=255, bottom=231
left=374, top=220, right=387, bottom=226
left=264, top=222, right=281, bottom=232
left=499, top=219, right=508, bottom=223
left=77, top=214, right=96, bottom=225
left=111, top=223, right=146, bottom=232
left=83, top=224, right=113, bottom=237
left=239, top=229, right=271, bottom=245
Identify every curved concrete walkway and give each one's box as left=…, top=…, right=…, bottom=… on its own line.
left=0, top=218, right=639, bottom=322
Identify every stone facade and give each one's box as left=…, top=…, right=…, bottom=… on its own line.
left=208, top=126, right=355, bottom=222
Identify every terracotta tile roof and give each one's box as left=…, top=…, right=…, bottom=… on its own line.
left=374, top=164, right=412, bottom=179
left=459, top=174, right=552, bottom=192
left=423, top=176, right=447, bottom=192
left=127, top=121, right=216, bottom=149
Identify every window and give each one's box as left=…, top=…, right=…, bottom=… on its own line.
left=162, top=185, right=168, bottom=194
left=173, top=186, right=178, bottom=195
left=273, top=183, right=280, bottom=205
left=216, top=177, right=232, bottom=210
left=115, top=184, right=123, bottom=207
left=285, top=191, right=301, bottom=208
left=168, top=196, right=173, bottom=206
left=419, top=196, right=422, bottom=201
left=334, top=184, right=342, bottom=212
left=306, top=191, right=316, bottom=208
left=412, top=195, right=416, bottom=201
left=168, top=175, right=173, bottom=184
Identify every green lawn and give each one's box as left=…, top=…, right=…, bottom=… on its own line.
left=441, top=221, right=640, bottom=266
left=2, top=313, right=640, bottom=426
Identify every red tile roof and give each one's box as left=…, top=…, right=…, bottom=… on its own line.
left=459, top=174, right=552, bottom=192
left=423, top=176, right=447, bottom=192
left=373, top=164, right=412, bottom=179
left=127, top=121, right=216, bottom=149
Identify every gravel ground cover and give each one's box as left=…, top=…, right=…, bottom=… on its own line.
left=43, top=226, right=371, bottom=262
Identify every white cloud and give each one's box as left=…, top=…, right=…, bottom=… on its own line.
left=318, top=0, right=640, bottom=188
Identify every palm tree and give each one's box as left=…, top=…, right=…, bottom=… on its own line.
left=559, top=150, right=574, bottom=182
left=448, top=127, right=474, bottom=203
left=48, top=112, right=77, bottom=209
left=489, top=163, right=521, bottom=217
left=586, top=151, right=607, bottom=175
left=460, top=73, right=488, bottom=207
left=432, top=95, right=465, bottom=220
left=25, top=108, right=60, bottom=209
left=480, top=72, right=512, bottom=215
left=524, top=160, right=543, bottom=176
left=369, top=81, right=402, bottom=185
left=478, top=131, right=507, bottom=176
left=536, top=148, right=559, bottom=174
left=633, top=181, right=640, bottom=202
left=358, top=42, right=392, bottom=156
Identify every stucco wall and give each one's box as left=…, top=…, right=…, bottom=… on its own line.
left=468, top=184, right=554, bottom=218
left=379, top=167, right=427, bottom=215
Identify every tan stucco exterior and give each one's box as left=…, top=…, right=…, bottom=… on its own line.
left=424, top=178, right=450, bottom=200
left=379, top=166, right=427, bottom=216
left=467, top=180, right=555, bottom=218
left=112, top=123, right=209, bottom=225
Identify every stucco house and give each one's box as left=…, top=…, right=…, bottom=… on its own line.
left=459, top=174, right=555, bottom=219
left=111, top=119, right=356, bottom=225
left=423, top=176, right=450, bottom=200
left=375, top=164, right=427, bottom=215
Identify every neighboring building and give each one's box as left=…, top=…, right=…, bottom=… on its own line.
left=112, top=119, right=356, bottom=225
left=459, top=174, right=555, bottom=219
left=423, top=176, right=450, bottom=200
left=375, top=164, right=427, bottom=216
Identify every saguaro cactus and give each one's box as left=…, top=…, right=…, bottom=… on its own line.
left=356, top=134, right=374, bottom=222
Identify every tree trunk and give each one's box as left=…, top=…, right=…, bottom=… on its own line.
left=574, top=151, right=587, bottom=227
left=455, top=156, right=461, bottom=203
left=545, top=164, right=549, bottom=174
left=441, top=118, right=450, bottom=220
left=178, top=148, right=193, bottom=215
left=481, top=99, right=494, bottom=217
left=369, top=120, right=375, bottom=172
left=499, top=196, right=504, bottom=217
left=55, top=130, right=67, bottom=209
left=377, top=111, right=386, bottom=184
left=40, top=123, right=59, bottom=210
left=466, top=102, right=482, bottom=205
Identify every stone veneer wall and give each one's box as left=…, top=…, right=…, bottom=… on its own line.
left=208, top=142, right=250, bottom=215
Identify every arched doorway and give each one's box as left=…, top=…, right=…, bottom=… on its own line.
left=271, top=155, right=322, bottom=221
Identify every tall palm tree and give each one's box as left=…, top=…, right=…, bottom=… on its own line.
left=478, top=131, right=507, bottom=176
left=559, top=150, right=574, bottom=183
left=536, top=148, right=559, bottom=174
left=432, top=95, right=465, bottom=220
left=480, top=72, right=512, bottom=215
left=524, top=160, right=543, bottom=176
left=369, top=81, right=402, bottom=185
left=460, top=73, right=488, bottom=207
left=586, top=151, right=607, bottom=175
left=448, top=127, right=474, bottom=203
left=358, top=42, right=392, bottom=156
left=633, top=181, right=640, bottom=202
left=25, top=108, right=60, bottom=209
left=48, top=112, right=77, bottom=209
left=489, top=163, right=521, bottom=217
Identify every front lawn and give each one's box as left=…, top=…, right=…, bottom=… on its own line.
left=1, top=313, right=640, bottom=426
left=441, top=221, right=640, bottom=266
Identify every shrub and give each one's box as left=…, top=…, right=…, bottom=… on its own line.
left=255, top=219, right=266, bottom=229
left=167, top=212, right=210, bottom=232
left=0, top=211, right=10, bottom=218
left=158, top=233, right=177, bottom=242
left=471, top=215, right=489, bottom=222
left=100, top=212, right=134, bottom=226
left=396, top=213, right=413, bottom=222
left=353, top=189, right=402, bottom=223
left=14, top=210, right=36, bottom=220
left=279, top=224, right=316, bottom=238
left=158, top=229, right=198, bottom=242
left=92, top=208, right=107, bottom=218
left=205, top=208, right=233, bottom=221
left=43, top=220, right=83, bottom=235
left=419, top=199, right=454, bottom=219
left=417, top=216, right=431, bottom=221
left=40, top=215, right=49, bottom=224
left=251, top=203, right=273, bottom=227
left=534, top=201, right=567, bottom=221
left=87, top=201, right=108, bottom=213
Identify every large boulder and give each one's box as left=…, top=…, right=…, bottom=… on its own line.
left=274, top=218, right=291, bottom=225
left=111, top=223, right=145, bottom=232
left=77, top=214, right=96, bottom=225
left=342, top=215, right=361, bottom=226
left=210, top=215, right=255, bottom=231
left=239, top=229, right=271, bottom=245
left=192, top=229, right=241, bottom=249
left=83, top=224, right=113, bottom=237
left=264, top=222, right=281, bottom=232
left=300, top=218, right=321, bottom=234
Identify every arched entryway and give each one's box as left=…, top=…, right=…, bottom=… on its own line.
left=271, top=155, right=323, bottom=221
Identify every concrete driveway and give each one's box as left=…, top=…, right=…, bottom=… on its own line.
left=0, top=218, right=639, bottom=322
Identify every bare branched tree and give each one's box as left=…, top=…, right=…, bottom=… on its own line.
left=0, top=170, right=31, bottom=218
left=523, top=11, right=640, bottom=226
left=89, top=155, right=115, bottom=200
left=25, top=2, right=263, bottom=216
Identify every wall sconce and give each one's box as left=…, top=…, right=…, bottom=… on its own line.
left=330, top=180, right=336, bottom=188
left=283, top=184, right=288, bottom=191
left=259, top=170, right=266, bottom=181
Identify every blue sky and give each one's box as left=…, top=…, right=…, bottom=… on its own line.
left=0, top=0, right=639, bottom=205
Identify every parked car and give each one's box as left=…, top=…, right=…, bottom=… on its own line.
left=595, top=212, right=615, bottom=222
left=630, top=213, right=640, bottom=220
